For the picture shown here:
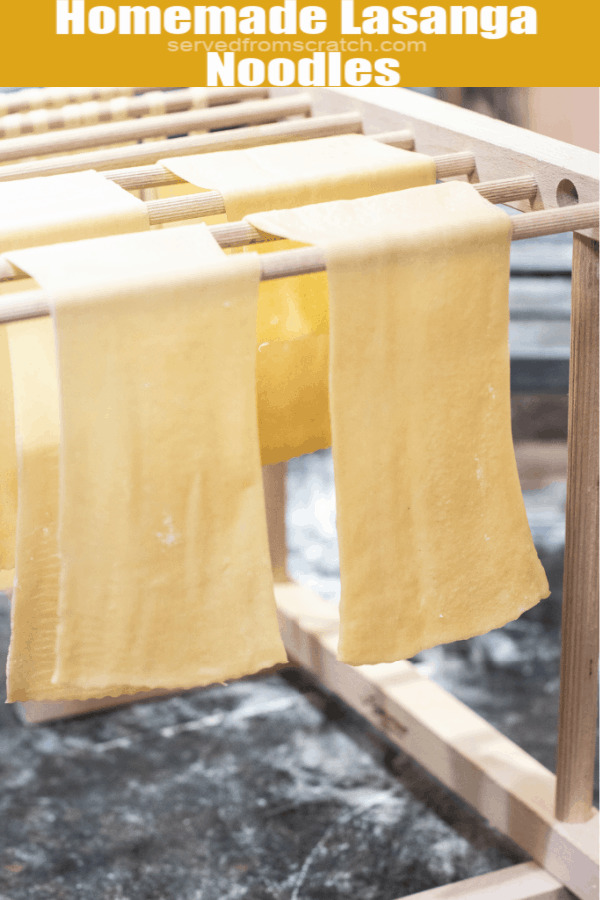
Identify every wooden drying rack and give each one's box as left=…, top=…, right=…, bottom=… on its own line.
left=2, top=86, right=598, bottom=900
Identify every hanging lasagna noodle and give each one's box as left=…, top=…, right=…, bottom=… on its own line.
left=0, top=317, right=17, bottom=584
left=247, top=181, right=550, bottom=663
left=159, top=134, right=436, bottom=464
left=5, top=225, right=286, bottom=700
left=0, top=171, right=150, bottom=582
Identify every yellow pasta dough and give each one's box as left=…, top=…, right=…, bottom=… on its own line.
left=160, top=135, right=436, bottom=464
left=0, top=324, right=17, bottom=576
left=0, top=171, right=150, bottom=250
left=0, top=171, right=150, bottom=581
left=6, top=226, right=286, bottom=698
left=0, top=279, right=39, bottom=578
left=6, top=317, right=77, bottom=700
left=160, top=134, right=435, bottom=221
left=6, top=315, right=165, bottom=700
left=248, top=182, right=550, bottom=664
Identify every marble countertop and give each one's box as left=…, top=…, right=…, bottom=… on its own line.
left=2, top=446, right=594, bottom=899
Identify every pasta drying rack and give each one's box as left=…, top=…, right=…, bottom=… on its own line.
left=3, top=86, right=598, bottom=900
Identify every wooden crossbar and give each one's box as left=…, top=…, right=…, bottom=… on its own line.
left=398, top=862, right=569, bottom=899
left=0, top=202, right=597, bottom=326
left=0, top=93, right=311, bottom=162
left=0, top=87, right=269, bottom=138
left=0, top=86, right=163, bottom=115
left=0, top=111, right=364, bottom=182
left=0, top=172, right=541, bottom=284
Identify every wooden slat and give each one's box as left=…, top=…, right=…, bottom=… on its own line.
left=399, top=862, right=569, bottom=900
left=263, top=463, right=288, bottom=582
left=274, top=581, right=599, bottom=900
left=555, top=235, right=600, bottom=822
left=18, top=689, right=172, bottom=725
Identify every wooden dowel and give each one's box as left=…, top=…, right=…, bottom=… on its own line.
left=0, top=204, right=597, bottom=324
left=204, top=87, right=269, bottom=107
left=0, top=88, right=269, bottom=137
left=361, top=129, right=414, bottom=150
left=476, top=175, right=538, bottom=204
left=0, top=94, right=311, bottom=163
left=0, top=175, right=550, bottom=285
left=0, top=110, right=359, bottom=183
left=148, top=192, right=225, bottom=223
left=106, top=128, right=416, bottom=191
left=0, top=87, right=159, bottom=115
left=142, top=172, right=540, bottom=225
left=139, top=170, right=538, bottom=225
left=112, top=149, right=530, bottom=199
left=434, top=151, right=475, bottom=178
left=555, top=233, right=599, bottom=823
left=511, top=205, right=600, bottom=240
left=0, top=292, right=53, bottom=323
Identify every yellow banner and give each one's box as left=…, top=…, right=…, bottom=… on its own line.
left=1, top=0, right=598, bottom=86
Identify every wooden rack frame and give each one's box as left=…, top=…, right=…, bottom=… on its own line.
left=6, top=87, right=598, bottom=900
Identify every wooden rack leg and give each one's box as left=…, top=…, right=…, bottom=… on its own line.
left=263, top=462, right=288, bottom=582
left=555, top=233, right=599, bottom=823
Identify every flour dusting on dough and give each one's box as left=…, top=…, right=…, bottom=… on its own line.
left=157, top=514, right=179, bottom=547
left=474, top=456, right=483, bottom=482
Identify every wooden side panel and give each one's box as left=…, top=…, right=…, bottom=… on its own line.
left=275, top=582, right=599, bottom=900
left=555, top=235, right=600, bottom=822
left=399, top=862, right=569, bottom=900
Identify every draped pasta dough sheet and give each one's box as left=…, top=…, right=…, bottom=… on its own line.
left=0, top=170, right=150, bottom=583
left=161, top=135, right=436, bottom=465
left=6, top=317, right=65, bottom=699
left=0, top=324, right=17, bottom=575
left=6, top=225, right=286, bottom=698
left=0, top=279, right=35, bottom=578
left=160, top=135, right=435, bottom=221
left=5, top=317, right=154, bottom=700
left=0, top=170, right=149, bottom=251
left=248, top=182, right=550, bottom=663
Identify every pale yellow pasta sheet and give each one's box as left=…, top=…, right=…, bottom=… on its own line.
left=248, top=182, right=550, bottom=664
left=0, top=170, right=150, bottom=581
left=6, top=225, right=286, bottom=698
left=160, top=134, right=435, bottom=221
left=6, top=318, right=77, bottom=699
left=0, top=170, right=149, bottom=250
left=0, top=321, right=17, bottom=575
left=161, top=134, right=436, bottom=465
left=6, top=315, right=156, bottom=700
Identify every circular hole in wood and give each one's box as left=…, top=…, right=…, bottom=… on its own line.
left=556, top=179, right=579, bottom=207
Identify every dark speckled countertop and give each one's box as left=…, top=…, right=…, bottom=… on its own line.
left=1, top=447, right=595, bottom=900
